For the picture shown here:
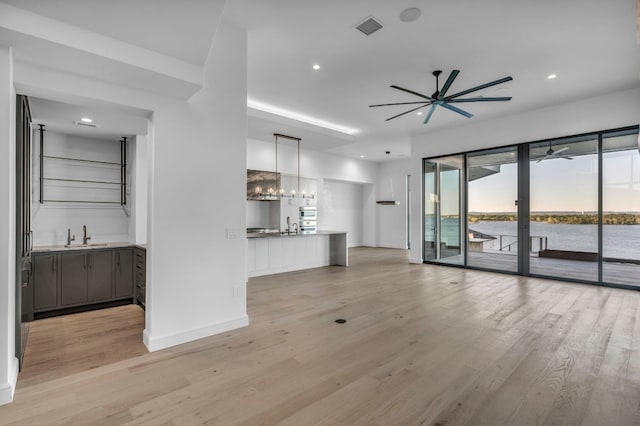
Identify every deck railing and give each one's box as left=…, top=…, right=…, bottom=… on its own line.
left=496, top=235, right=548, bottom=253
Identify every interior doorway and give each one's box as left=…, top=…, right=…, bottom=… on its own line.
left=14, top=93, right=152, bottom=385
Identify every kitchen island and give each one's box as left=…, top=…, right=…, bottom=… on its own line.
left=246, top=231, right=348, bottom=277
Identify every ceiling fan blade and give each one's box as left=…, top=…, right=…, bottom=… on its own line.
left=369, top=101, right=434, bottom=107
left=385, top=103, right=431, bottom=121
left=423, top=104, right=437, bottom=124
left=438, top=70, right=460, bottom=98
left=439, top=102, right=474, bottom=118
left=449, top=97, right=512, bottom=103
left=444, top=76, right=513, bottom=100
left=390, top=85, right=433, bottom=101
left=552, top=147, right=569, bottom=155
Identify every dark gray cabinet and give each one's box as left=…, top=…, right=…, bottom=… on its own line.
left=60, top=250, right=113, bottom=306
left=87, top=251, right=113, bottom=302
left=33, top=254, right=57, bottom=310
left=32, top=246, right=136, bottom=318
left=60, top=252, right=89, bottom=306
left=114, top=249, right=134, bottom=298
left=134, top=248, right=146, bottom=306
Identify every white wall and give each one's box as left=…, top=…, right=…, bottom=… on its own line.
left=0, top=46, right=18, bottom=405
left=247, top=138, right=378, bottom=184
left=143, top=19, right=248, bottom=351
left=409, top=87, right=640, bottom=263
left=132, top=134, right=148, bottom=244
left=376, top=159, right=411, bottom=249
left=319, top=179, right=363, bottom=247
left=31, top=131, right=133, bottom=246
left=246, top=201, right=277, bottom=229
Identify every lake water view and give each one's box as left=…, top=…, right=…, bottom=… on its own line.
left=429, top=218, right=640, bottom=260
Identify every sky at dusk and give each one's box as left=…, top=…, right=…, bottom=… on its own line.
left=437, top=149, right=640, bottom=214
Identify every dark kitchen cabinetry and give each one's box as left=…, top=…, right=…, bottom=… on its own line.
left=33, top=254, right=57, bottom=310
left=31, top=245, right=137, bottom=319
left=88, top=250, right=113, bottom=302
left=115, top=249, right=134, bottom=298
left=134, top=248, right=146, bottom=306
left=60, top=250, right=112, bottom=306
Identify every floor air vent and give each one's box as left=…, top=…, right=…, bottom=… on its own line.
left=355, top=16, right=383, bottom=36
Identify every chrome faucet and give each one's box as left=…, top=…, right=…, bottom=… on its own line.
left=286, top=216, right=291, bottom=235
left=292, top=223, right=299, bottom=234
left=82, top=224, right=91, bottom=245
left=67, top=228, right=75, bottom=246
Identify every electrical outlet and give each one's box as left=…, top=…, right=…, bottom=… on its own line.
left=226, top=228, right=240, bottom=239
left=232, top=286, right=244, bottom=298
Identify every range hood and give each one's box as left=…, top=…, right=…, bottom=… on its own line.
left=377, top=175, right=400, bottom=205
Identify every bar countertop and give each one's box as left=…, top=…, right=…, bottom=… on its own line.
left=246, top=230, right=347, bottom=239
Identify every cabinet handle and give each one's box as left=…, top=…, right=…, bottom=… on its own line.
left=117, top=253, right=120, bottom=268
left=51, top=256, right=55, bottom=271
left=83, top=255, right=86, bottom=270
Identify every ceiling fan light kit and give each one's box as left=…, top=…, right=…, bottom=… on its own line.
left=369, top=69, right=513, bottom=124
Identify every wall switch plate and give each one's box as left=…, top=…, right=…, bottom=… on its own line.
left=227, top=228, right=240, bottom=239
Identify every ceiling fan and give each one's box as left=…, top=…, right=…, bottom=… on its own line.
left=369, top=69, right=513, bottom=124
left=535, top=142, right=573, bottom=162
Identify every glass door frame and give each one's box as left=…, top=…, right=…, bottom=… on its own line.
left=421, top=124, right=640, bottom=291
left=422, top=156, right=466, bottom=265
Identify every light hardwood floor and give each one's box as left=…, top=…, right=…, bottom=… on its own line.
left=18, top=304, right=148, bottom=388
left=3, top=247, right=639, bottom=425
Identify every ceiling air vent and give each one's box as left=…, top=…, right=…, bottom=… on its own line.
left=74, top=121, right=98, bottom=128
left=355, top=16, right=383, bottom=36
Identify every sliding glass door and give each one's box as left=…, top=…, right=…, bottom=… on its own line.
left=529, top=136, right=599, bottom=281
left=602, top=130, right=640, bottom=287
left=423, top=156, right=465, bottom=265
left=422, top=125, right=639, bottom=289
left=467, top=147, right=519, bottom=272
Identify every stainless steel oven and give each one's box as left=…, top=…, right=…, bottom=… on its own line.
left=299, top=207, right=317, bottom=234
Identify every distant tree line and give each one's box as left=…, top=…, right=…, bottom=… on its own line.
left=468, top=213, right=640, bottom=225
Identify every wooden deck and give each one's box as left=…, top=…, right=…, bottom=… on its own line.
left=3, top=247, right=640, bottom=424
left=439, top=251, right=640, bottom=286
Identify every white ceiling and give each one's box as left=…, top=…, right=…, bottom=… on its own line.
left=1, top=0, right=223, bottom=66
left=29, top=97, right=150, bottom=139
left=228, top=0, right=640, bottom=161
left=2, top=0, right=639, bottom=162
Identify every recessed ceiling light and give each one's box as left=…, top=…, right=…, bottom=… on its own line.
left=312, top=64, right=320, bottom=71
left=547, top=74, right=557, bottom=79
left=80, top=117, right=93, bottom=123
left=399, top=7, right=421, bottom=23
left=417, top=111, right=423, bottom=115
left=247, top=98, right=359, bottom=135
left=359, top=155, right=365, bottom=158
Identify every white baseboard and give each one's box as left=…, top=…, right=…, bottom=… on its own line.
left=143, top=315, right=249, bottom=352
left=0, top=357, right=19, bottom=406
left=375, top=242, right=408, bottom=249
left=409, top=257, right=423, bottom=264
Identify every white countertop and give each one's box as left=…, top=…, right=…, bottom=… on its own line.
left=33, top=241, right=145, bottom=253
left=246, top=230, right=347, bottom=239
